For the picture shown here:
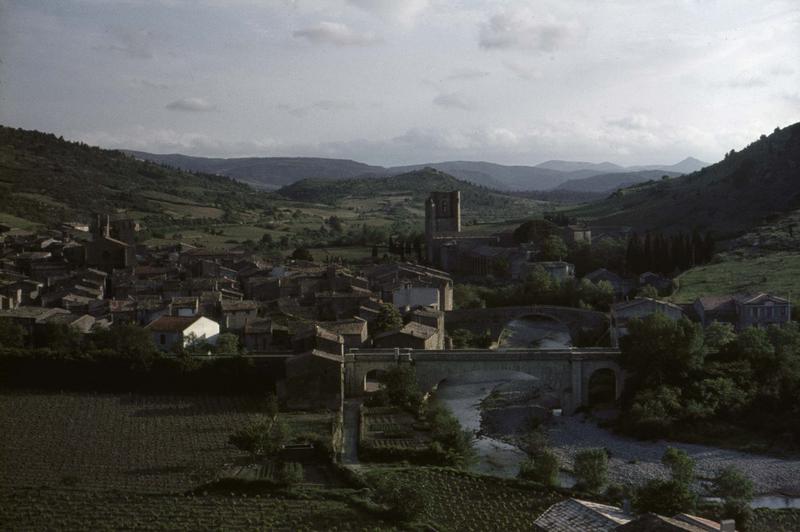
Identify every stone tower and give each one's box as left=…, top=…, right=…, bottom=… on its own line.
left=425, top=191, right=461, bottom=263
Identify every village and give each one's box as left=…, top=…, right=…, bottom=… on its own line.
left=2, top=190, right=797, bottom=530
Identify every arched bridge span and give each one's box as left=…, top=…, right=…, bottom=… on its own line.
left=344, top=347, right=622, bottom=414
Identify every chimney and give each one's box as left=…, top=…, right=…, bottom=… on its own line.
left=104, top=215, right=111, bottom=238
left=719, top=519, right=736, bottom=532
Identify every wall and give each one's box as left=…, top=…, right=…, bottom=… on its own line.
left=184, top=317, right=220, bottom=346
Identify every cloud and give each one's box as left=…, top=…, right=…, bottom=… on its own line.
left=165, top=97, right=217, bottom=112
left=293, top=21, right=381, bottom=46
left=479, top=10, right=576, bottom=52
left=100, top=28, right=157, bottom=59
left=726, top=75, right=768, bottom=89
left=433, top=92, right=472, bottom=110
left=283, top=99, right=354, bottom=117
left=605, top=114, right=662, bottom=131
left=445, top=68, right=489, bottom=81
left=503, top=62, right=542, bottom=81
left=346, top=0, right=429, bottom=24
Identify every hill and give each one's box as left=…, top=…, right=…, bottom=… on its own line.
left=0, top=126, right=267, bottom=231
left=277, top=167, right=548, bottom=223
left=569, top=122, right=800, bottom=238
left=556, top=170, right=682, bottom=194
left=124, top=151, right=707, bottom=193
left=123, top=150, right=387, bottom=189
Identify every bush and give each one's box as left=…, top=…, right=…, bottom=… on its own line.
left=276, top=462, right=303, bottom=486
left=713, top=466, right=754, bottom=502
left=573, top=448, right=608, bottom=493
left=633, top=479, right=697, bottom=515
left=662, top=447, right=694, bottom=485
left=371, top=477, right=426, bottom=522
left=518, top=449, right=560, bottom=487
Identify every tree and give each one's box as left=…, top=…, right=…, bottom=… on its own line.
left=371, top=476, right=427, bottom=522
left=704, top=321, right=736, bottom=351
left=260, top=233, right=273, bottom=246
left=541, top=235, right=568, bottom=261
left=89, top=323, right=159, bottom=365
left=291, top=247, right=314, bottom=261
left=228, top=396, right=290, bottom=461
left=513, top=219, right=560, bottom=245
left=712, top=466, right=754, bottom=502
left=373, top=303, right=402, bottom=334
left=633, top=479, right=696, bottom=516
left=627, top=385, right=683, bottom=438
left=0, top=319, right=25, bottom=348
left=215, top=333, right=240, bottom=356
left=661, top=447, right=694, bottom=485
left=518, top=449, right=560, bottom=486
left=637, top=284, right=659, bottom=299
left=367, top=366, right=423, bottom=413
left=573, top=448, right=608, bottom=493
left=619, top=315, right=706, bottom=392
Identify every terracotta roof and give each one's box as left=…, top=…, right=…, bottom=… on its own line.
left=613, top=297, right=684, bottom=313
left=534, top=498, right=631, bottom=532
left=320, top=319, right=367, bottom=336
left=145, top=315, right=202, bottom=332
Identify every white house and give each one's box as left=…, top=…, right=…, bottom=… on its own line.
left=392, top=283, right=440, bottom=310
left=146, top=315, right=220, bottom=351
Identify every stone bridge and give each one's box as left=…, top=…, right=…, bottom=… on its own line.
left=344, top=348, right=622, bottom=414
left=445, top=306, right=610, bottom=343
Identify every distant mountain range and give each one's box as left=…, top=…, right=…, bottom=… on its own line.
left=123, top=150, right=708, bottom=194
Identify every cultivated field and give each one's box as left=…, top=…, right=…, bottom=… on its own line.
left=0, top=393, right=268, bottom=492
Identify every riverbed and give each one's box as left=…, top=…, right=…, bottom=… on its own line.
left=437, top=372, right=800, bottom=506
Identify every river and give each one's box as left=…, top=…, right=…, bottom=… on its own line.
left=436, top=320, right=800, bottom=508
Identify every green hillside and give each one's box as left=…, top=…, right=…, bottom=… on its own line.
left=0, top=126, right=268, bottom=231
left=277, top=168, right=548, bottom=224
left=569, top=122, right=800, bottom=239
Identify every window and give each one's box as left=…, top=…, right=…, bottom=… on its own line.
left=160, top=334, right=166, bottom=345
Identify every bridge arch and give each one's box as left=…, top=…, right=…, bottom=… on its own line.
left=364, top=369, right=389, bottom=393
left=587, top=368, right=617, bottom=405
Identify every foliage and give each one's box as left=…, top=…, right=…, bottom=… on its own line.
left=0, top=319, right=25, bottom=348
left=704, top=321, right=737, bottom=351
left=290, top=247, right=314, bottom=261
left=370, top=476, right=427, bottom=522
left=214, top=333, right=241, bottom=356
left=573, top=448, right=608, bottom=493
left=228, top=402, right=290, bottom=461
left=661, top=447, right=694, bottom=485
left=619, top=314, right=706, bottom=392
left=372, top=303, right=403, bottom=335
left=513, top=219, right=560, bottom=245
left=541, top=235, right=568, bottom=261
left=633, top=479, right=697, bottom=516
left=364, top=366, right=423, bottom=413
left=712, top=466, right=754, bottom=502
left=518, top=449, right=560, bottom=487
left=626, top=385, right=683, bottom=439
left=450, top=328, right=493, bottom=349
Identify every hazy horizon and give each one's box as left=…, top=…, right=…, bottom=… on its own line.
left=1, top=0, right=798, bottom=166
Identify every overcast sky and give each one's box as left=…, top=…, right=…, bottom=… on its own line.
left=1, top=0, right=798, bottom=166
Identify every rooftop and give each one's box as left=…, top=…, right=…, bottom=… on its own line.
left=145, top=315, right=204, bottom=332
left=533, top=498, right=631, bottom=532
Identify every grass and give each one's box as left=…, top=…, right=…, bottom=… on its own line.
left=0, top=211, right=42, bottom=231
left=672, top=251, right=800, bottom=303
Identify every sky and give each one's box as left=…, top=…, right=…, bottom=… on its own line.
left=0, top=0, right=798, bottom=167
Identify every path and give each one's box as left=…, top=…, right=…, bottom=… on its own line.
left=342, top=398, right=361, bottom=465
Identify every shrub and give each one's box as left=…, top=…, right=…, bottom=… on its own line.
left=573, top=448, right=608, bottom=493
left=633, top=479, right=697, bottom=515
left=712, top=466, right=754, bottom=502
left=518, top=449, right=560, bottom=487
left=662, top=447, right=694, bottom=485
left=276, top=462, right=303, bottom=486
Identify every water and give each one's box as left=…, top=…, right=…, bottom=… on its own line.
left=436, top=372, right=533, bottom=478
left=499, top=318, right=571, bottom=349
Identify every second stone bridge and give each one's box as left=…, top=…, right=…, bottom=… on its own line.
left=344, top=347, right=622, bottom=415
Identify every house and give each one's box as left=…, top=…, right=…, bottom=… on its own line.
left=639, top=272, right=673, bottom=295
left=734, top=293, right=791, bottom=329
left=406, top=307, right=445, bottom=349
left=616, top=513, right=735, bottom=531
left=693, top=293, right=791, bottom=330
left=281, top=350, right=343, bottom=410
left=292, top=325, right=344, bottom=356
left=146, top=315, right=220, bottom=351
left=242, top=318, right=289, bottom=352
left=611, top=297, right=685, bottom=345
left=528, top=261, right=576, bottom=282
left=366, top=262, right=454, bottom=311
left=373, top=321, right=441, bottom=350
left=534, top=498, right=736, bottom=532
left=585, top=268, right=634, bottom=300
left=563, top=224, right=592, bottom=245
left=533, top=498, right=631, bottom=531
left=392, top=282, right=440, bottom=310
left=219, top=299, right=258, bottom=330
left=319, top=318, right=368, bottom=349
